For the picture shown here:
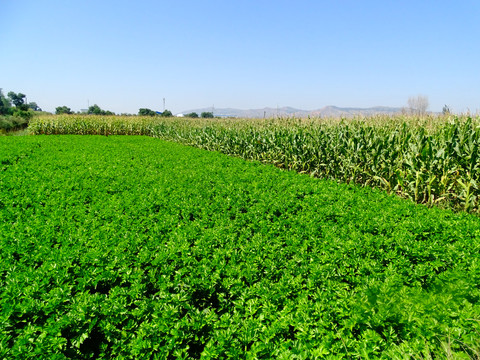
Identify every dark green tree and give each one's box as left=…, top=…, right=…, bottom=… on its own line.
left=87, top=104, right=115, bottom=115
left=56, top=106, right=73, bottom=115
left=201, top=111, right=214, bottom=118
left=7, top=92, right=29, bottom=111
left=4, top=91, right=32, bottom=120
left=138, top=108, right=156, bottom=116
left=7, top=92, right=26, bottom=107
left=87, top=104, right=102, bottom=115
left=28, top=102, right=41, bottom=111
left=161, top=109, right=173, bottom=117
left=185, top=112, right=199, bottom=118
left=0, top=89, right=12, bottom=115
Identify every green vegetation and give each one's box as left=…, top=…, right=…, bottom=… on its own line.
left=0, top=91, right=11, bottom=116
left=161, top=109, right=173, bottom=117
left=0, top=90, right=40, bottom=133
left=7, top=92, right=28, bottom=108
left=30, top=114, right=480, bottom=213
left=0, top=115, right=30, bottom=134
left=138, top=108, right=157, bottom=116
left=87, top=104, right=115, bottom=116
left=1, top=135, right=480, bottom=358
left=201, top=111, right=214, bottom=118
left=185, top=112, right=199, bottom=118
left=56, top=106, right=74, bottom=115
left=27, top=102, right=41, bottom=111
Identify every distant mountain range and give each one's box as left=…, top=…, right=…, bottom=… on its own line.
left=180, top=105, right=404, bottom=118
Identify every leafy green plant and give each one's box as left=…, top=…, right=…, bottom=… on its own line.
left=1, top=135, right=480, bottom=358
left=28, top=114, right=480, bottom=213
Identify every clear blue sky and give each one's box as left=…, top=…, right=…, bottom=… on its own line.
left=2, top=0, right=479, bottom=114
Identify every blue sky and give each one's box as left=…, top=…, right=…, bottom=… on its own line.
left=2, top=0, right=479, bottom=114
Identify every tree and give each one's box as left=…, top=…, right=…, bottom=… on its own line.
left=0, top=89, right=12, bottom=115
left=87, top=104, right=115, bottom=115
left=7, top=92, right=26, bottom=107
left=138, top=108, right=156, bottom=116
left=201, top=111, right=214, bottom=118
left=7, top=91, right=30, bottom=112
left=56, top=106, right=73, bottom=115
left=87, top=104, right=103, bottom=115
left=5, top=91, right=32, bottom=120
left=161, top=109, right=173, bottom=117
left=185, top=112, right=199, bottom=118
left=28, top=102, right=41, bottom=111
left=407, top=95, right=429, bottom=115
left=442, top=104, right=451, bottom=115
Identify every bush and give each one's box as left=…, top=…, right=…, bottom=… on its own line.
left=0, top=115, right=29, bottom=132
left=12, top=109, right=33, bottom=121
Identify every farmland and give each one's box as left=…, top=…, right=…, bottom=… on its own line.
left=30, top=114, right=480, bottom=213
left=1, top=135, right=480, bottom=358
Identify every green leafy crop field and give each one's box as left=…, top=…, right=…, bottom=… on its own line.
left=1, top=135, right=480, bottom=358
left=30, top=114, right=480, bottom=213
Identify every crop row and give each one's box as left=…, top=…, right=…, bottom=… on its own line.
left=29, top=114, right=480, bottom=212
left=1, top=135, right=480, bottom=358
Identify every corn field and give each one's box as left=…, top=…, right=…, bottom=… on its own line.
left=29, top=114, right=480, bottom=212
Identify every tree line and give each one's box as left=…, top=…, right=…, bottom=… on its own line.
left=138, top=109, right=213, bottom=118
left=56, top=105, right=212, bottom=118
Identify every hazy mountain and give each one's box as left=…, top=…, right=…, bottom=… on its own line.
left=309, top=106, right=403, bottom=117
left=180, top=105, right=403, bottom=118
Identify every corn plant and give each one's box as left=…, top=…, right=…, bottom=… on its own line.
left=29, top=113, right=480, bottom=212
